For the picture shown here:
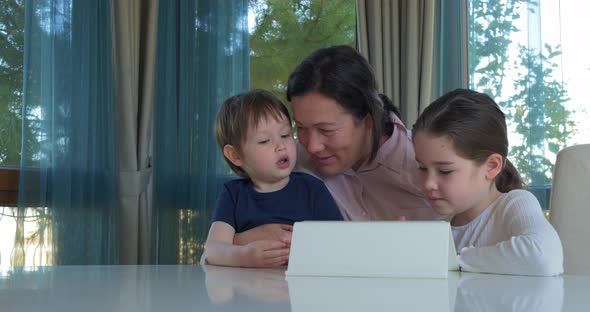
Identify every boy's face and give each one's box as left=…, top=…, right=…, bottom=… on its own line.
left=238, top=114, right=296, bottom=191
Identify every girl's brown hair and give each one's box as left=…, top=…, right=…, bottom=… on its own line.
left=412, top=88, right=525, bottom=192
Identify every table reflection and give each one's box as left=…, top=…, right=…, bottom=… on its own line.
left=284, top=272, right=564, bottom=312
left=0, top=265, right=578, bottom=312
left=283, top=272, right=565, bottom=312
left=202, top=265, right=567, bottom=312
left=203, top=265, right=289, bottom=304
left=454, top=273, right=564, bottom=312
left=286, top=273, right=457, bottom=312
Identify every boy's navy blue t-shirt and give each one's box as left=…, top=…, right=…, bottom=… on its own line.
left=212, top=172, right=343, bottom=233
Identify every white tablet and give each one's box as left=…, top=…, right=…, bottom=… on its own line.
left=286, top=221, right=459, bottom=278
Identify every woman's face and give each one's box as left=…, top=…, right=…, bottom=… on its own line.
left=291, top=92, right=373, bottom=176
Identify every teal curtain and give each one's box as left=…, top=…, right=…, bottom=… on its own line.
left=17, top=0, right=118, bottom=264
left=440, top=0, right=467, bottom=93
left=153, top=0, right=249, bottom=264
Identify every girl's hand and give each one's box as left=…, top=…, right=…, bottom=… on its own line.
left=234, top=224, right=293, bottom=245
left=243, top=240, right=290, bottom=268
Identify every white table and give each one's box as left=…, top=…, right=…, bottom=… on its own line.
left=1, top=265, right=589, bottom=311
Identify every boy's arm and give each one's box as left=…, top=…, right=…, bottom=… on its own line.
left=205, top=221, right=245, bottom=266
left=205, top=221, right=290, bottom=267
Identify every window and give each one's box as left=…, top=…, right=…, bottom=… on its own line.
left=248, top=0, right=356, bottom=106
left=0, top=0, right=52, bottom=266
left=468, top=0, right=589, bottom=209
left=0, top=0, right=24, bottom=169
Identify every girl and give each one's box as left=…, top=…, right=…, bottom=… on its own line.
left=412, top=88, right=563, bottom=276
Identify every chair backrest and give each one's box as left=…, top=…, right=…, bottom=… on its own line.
left=549, top=144, right=590, bottom=274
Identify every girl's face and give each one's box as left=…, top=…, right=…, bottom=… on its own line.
left=291, top=92, right=373, bottom=177
left=413, top=131, right=501, bottom=223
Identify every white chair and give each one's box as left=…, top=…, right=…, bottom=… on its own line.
left=549, top=144, right=590, bottom=274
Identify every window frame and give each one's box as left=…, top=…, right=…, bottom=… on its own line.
left=0, top=167, right=19, bottom=206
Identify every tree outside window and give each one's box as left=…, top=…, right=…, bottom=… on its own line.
left=468, top=0, right=588, bottom=208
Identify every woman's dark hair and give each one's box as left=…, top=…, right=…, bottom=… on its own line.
left=286, top=45, right=400, bottom=162
left=412, top=88, right=525, bottom=192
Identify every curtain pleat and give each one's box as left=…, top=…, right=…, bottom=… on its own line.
left=112, top=0, right=158, bottom=265
left=357, top=0, right=446, bottom=126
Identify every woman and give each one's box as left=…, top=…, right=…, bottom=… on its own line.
left=233, top=45, right=436, bottom=246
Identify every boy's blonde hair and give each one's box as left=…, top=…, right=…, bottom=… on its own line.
left=215, top=89, right=292, bottom=178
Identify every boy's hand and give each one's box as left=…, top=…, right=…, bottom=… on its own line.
left=243, top=240, right=290, bottom=268
left=234, top=224, right=293, bottom=245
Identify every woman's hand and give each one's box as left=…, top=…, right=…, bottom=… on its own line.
left=233, top=224, right=293, bottom=246
left=243, top=240, right=290, bottom=268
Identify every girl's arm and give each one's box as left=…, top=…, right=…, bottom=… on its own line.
left=205, top=221, right=290, bottom=267
left=457, top=191, right=563, bottom=276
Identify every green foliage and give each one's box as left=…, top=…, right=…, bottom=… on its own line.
left=248, top=0, right=356, bottom=106
left=0, top=0, right=25, bottom=166
left=469, top=0, right=574, bottom=185
left=0, top=0, right=43, bottom=167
